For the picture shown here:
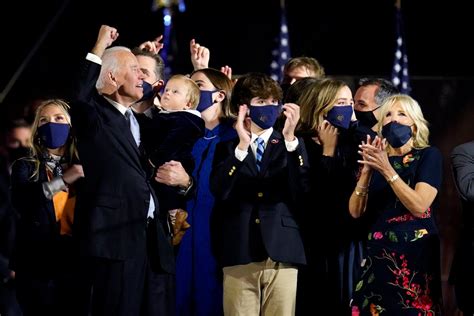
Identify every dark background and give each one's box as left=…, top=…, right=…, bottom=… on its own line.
left=0, top=1, right=473, bottom=313
left=1, top=0, right=473, bottom=109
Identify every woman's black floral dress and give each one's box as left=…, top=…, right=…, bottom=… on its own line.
left=351, top=147, right=443, bottom=316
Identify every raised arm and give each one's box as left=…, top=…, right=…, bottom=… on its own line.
left=189, top=39, right=210, bottom=71
left=74, top=25, right=118, bottom=100
left=71, top=25, right=120, bottom=136
left=138, top=35, right=164, bottom=55
left=91, top=25, right=119, bottom=58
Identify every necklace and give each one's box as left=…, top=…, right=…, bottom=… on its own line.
left=203, top=135, right=217, bottom=140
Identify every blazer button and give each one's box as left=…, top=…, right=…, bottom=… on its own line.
left=257, top=192, right=263, bottom=198
left=255, top=218, right=260, bottom=224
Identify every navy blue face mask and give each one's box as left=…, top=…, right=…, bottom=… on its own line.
left=249, top=104, right=281, bottom=130
left=197, top=89, right=219, bottom=112
left=381, top=121, right=412, bottom=148
left=37, top=122, right=70, bottom=149
left=325, top=105, right=353, bottom=130
left=136, top=80, right=159, bottom=103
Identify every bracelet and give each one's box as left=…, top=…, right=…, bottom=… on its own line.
left=356, top=184, right=368, bottom=190
left=355, top=190, right=368, bottom=197
left=387, top=174, right=400, bottom=183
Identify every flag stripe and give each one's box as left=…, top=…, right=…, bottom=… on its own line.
left=270, top=6, right=291, bottom=82
left=391, top=7, right=411, bottom=94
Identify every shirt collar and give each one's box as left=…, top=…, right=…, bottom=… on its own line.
left=104, top=96, right=129, bottom=116
left=251, top=127, right=273, bottom=144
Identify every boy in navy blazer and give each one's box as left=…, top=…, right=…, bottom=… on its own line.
left=210, top=73, right=310, bottom=315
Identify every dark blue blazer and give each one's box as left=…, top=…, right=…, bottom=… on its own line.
left=210, top=130, right=310, bottom=267
left=0, top=170, right=16, bottom=279
left=10, top=159, right=61, bottom=277
left=70, top=60, right=174, bottom=273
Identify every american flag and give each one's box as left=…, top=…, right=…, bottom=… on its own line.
left=151, top=0, right=186, bottom=79
left=160, top=7, right=173, bottom=79
left=270, top=3, right=291, bottom=82
left=391, top=6, right=411, bottom=94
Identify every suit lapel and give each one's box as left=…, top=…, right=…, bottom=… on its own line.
left=100, top=100, right=144, bottom=173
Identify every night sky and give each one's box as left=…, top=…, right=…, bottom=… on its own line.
left=1, top=0, right=473, bottom=110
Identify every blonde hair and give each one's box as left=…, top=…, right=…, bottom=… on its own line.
left=28, top=99, right=78, bottom=179
left=168, top=74, right=201, bottom=109
left=376, top=94, right=430, bottom=149
left=297, top=78, right=348, bottom=133
left=283, top=57, right=325, bottom=79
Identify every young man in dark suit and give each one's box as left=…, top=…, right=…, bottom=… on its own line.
left=70, top=25, right=175, bottom=316
left=210, top=72, right=310, bottom=315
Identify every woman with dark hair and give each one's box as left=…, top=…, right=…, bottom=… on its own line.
left=174, top=68, right=236, bottom=316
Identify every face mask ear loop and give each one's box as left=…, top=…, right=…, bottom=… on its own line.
left=372, top=104, right=382, bottom=112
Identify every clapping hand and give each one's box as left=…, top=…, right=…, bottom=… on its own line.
left=358, top=135, right=389, bottom=173
left=235, top=105, right=252, bottom=151
left=281, top=103, right=299, bottom=142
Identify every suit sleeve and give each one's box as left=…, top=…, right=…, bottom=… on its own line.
left=452, top=142, right=474, bottom=202
left=10, top=159, right=49, bottom=219
left=210, top=140, right=245, bottom=201
left=70, top=59, right=102, bottom=137
left=286, top=137, right=311, bottom=202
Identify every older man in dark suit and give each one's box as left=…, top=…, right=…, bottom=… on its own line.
left=71, top=25, right=175, bottom=316
left=450, top=140, right=474, bottom=315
